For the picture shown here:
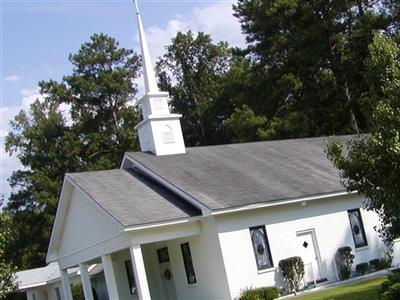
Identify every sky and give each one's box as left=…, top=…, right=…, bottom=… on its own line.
left=1, top=0, right=246, bottom=203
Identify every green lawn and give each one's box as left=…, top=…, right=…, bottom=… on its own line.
left=294, top=276, right=387, bottom=300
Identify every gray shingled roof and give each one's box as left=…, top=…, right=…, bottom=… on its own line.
left=67, top=169, right=200, bottom=227
left=16, top=263, right=79, bottom=289
left=126, top=136, right=350, bottom=211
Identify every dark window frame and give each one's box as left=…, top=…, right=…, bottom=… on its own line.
left=125, top=260, right=136, bottom=295
left=348, top=208, right=368, bottom=248
left=180, top=242, right=197, bottom=284
left=249, top=225, right=274, bottom=270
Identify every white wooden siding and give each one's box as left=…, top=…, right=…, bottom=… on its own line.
left=58, top=187, right=124, bottom=263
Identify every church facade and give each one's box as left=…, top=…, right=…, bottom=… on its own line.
left=20, top=2, right=400, bottom=300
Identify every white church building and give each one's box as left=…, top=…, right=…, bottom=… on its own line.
left=16, top=2, right=400, bottom=300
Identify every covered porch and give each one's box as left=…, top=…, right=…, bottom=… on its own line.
left=58, top=221, right=202, bottom=300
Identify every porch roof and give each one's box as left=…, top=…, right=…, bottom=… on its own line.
left=67, top=169, right=201, bottom=227
left=16, top=263, right=78, bottom=290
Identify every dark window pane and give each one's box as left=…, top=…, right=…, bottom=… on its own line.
left=125, top=260, right=136, bottom=294
left=348, top=209, right=368, bottom=248
left=181, top=243, right=197, bottom=284
left=250, top=226, right=273, bottom=270
left=55, top=287, right=61, bottom=300
left=157, top=247, right=170, bottom=263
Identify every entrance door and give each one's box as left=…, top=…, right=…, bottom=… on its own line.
left=157, top=247, right=177, bottom=300
left=296, top=230, right=325, bottom=284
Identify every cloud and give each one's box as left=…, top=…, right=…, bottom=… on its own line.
left=4, top=75, right=22, bottom=82
left=134, top=1, right=245, bottom=98
left=139, top=1, right=245, bottom=69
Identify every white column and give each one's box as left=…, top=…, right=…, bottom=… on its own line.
left=129, top=243, right=151, bottom=300
left=101, top=254, right=119, bottom=300
left=79, top=263, right=94, bottom=300
left=59, top=267, right=73, bottom=300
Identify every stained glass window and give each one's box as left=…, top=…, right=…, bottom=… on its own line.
left=125, top=260, right=137, bottom=295
left=250, top=226, right=273, bottom=270
left=181, top=242, right=197, bottom=284
left=348, top=209, right=368, bottom=248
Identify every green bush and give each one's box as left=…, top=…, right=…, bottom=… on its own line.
left=369, top=258, right=380, bottom=271
left=335, top=246, right=354, bottom=280
left=379, top=257, right=393, bottom=269
left=380, top=273, right=400, bottom=300
left=71, top=283, right=84, bottom=300
left=239, top=287, right=279, bottom=300
left=278, top=256, right=305, bottom=293
left=355, top=262, right=369, bottom=275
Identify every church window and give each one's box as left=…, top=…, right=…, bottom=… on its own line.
left=55, top=287, right=61, bottom=300
left=348, top=209, right=368, bottom=248
left=181, top=242, right=197, bottom=284
left=250, top=226, right=273, bottom=270
left=125, top=260, right=137, bottom=294
left=157, top=247, right=170, bottom=263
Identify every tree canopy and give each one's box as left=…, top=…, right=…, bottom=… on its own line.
left=157, top=31, right=234, bottom=146
left=233, top=0, right=399, bottom=136
left=327, top=32, right=400, bottom=240
left=3, top=33, right=141, bottom=269
left=0, top=199, right=18, bottom=299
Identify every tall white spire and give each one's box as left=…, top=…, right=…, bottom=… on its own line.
left=133, top=0, right=186, bottom=156
left=134, top=0, right=158, bottom=93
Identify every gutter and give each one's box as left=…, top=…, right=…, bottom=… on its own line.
left=123, top=216, right=202, bottom=232
left=211, top=190, right=357, bottom=216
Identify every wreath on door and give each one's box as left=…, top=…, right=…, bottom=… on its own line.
left=164, top=269, right=172, bottom=280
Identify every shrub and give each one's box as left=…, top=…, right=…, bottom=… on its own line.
left=355, top=262, right=369, bottom=275
left=335, top=246, right=354, bottom=280
left=379, top=257, right=393, bottom=269
left=369, top=258, right=380, bottom=271
left=239, top=287, right=279, bottom=300
left=380, top=273, right=400, bottom=300
left=278, top=256, right=305, bottom=293
left=71, top=283, right=84, bottom=300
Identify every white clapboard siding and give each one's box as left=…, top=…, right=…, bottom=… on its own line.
left=58, top=187, right=123, bottom=260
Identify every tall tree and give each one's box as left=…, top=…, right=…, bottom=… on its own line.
left=4, top=33, right=141, bottom=269
left=0, top=199, right=18, bottom=299
left=233, top=0, right=398, bottom=136
left=157, top=31, right=234, bottom=146
left=327, top=32, right=400, bottom=239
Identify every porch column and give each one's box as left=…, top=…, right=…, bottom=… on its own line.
left=129, top=243, right=151, bottom=300
left=101, top=254, right=120, bottom=299
left=79, top=263, right=94, bottom=300
left=59, top=266, right=73, bottom=300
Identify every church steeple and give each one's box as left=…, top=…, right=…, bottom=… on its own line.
left=134, top=0, right=158, bottom=94
left=133, top=0, right=186, bottom=156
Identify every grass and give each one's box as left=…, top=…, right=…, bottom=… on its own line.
left=293, top=276, right=387, bottom=300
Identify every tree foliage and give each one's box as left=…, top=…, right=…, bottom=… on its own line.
left=327, top=32, right=400, bottom=239
left=4, top=33, right=141, bottom=269
left=157, top=31, right=234, bottom=146
left=0, top=199, right=18, bottom=299
left=233, top=0, right=398, bottom=136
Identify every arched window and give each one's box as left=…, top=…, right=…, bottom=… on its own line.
left=348, top=209, right=368, bottom=248
left=250, top=226, right=273, bottom=270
